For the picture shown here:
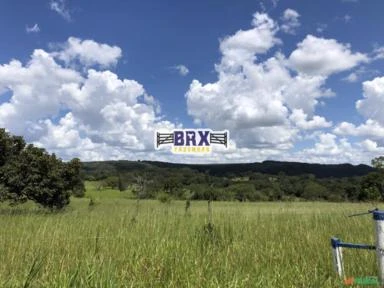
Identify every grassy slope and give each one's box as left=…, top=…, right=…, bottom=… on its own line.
left=0, top=183, right=379, bottom=287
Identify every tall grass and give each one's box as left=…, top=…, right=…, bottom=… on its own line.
left=0, top=185, right=379, bottom=287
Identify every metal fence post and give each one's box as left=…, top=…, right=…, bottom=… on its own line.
left=373, top=210, right=384, bottom=286
left=331, top=237, right=344, bottom=278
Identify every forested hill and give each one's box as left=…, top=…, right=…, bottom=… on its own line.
left=81, top=160, right=374, bottom=179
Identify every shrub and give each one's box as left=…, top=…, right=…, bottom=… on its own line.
left=0, top=129, right=84, bottom=210
left=157, top=192, right=172, bottom=203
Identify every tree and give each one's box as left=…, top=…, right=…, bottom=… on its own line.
left=63, top=158, right=85, bottom=197
left=230, top=183, right=256, bottom=202
left=302, top=181, right=328, bottom=200
left=357, top=157, right=384, bottom=201
left=163, top=176, right=182, bottom=197
left=372, top=156, right=384, bottom=170
left=100, top=176, right=119, bottom=189
left=0, top=129, right=28, bottom=204
left=133, top=174, right=149, bottom=199
left=0, top=128, right=25, bottom=166
left=0, top=129, right=84, bottom=209
left=1, top=145, right=70, bottom=209
left=360, top=172, right=384, bottom=201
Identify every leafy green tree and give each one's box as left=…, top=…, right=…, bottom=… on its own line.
left=0, top=130, right=29, bottom=204
left=230, top=183, right=255, bottom=202
left=371, top=156, right=384, bottom=199
left=63, top=158, right=85, bottom=197
left=163, top=176, right=182, bottom=197
left=101, top=176, right=119, bottom=189
left=360, top=172, right=384, bottom=201
left=372, top=156, right=384, bottom=170
left=344, top=179, right=360, bottom=201
left=1, top=145, right=70, bottom=209
left=320, top=179, right=345, bottom=201
left=302, top=181, right=328, bottom=200
left=359, top=186, right=381, bottom=201
left=0, top=128, right=25, bottom=166
left=0, top=129, right=85, bottom=209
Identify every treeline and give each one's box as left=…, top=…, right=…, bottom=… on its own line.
left=84, top=159, right=384, bottom=202
left=0, top=129, right=84, bottom=209
left=82, top=160, right=374, bottom=179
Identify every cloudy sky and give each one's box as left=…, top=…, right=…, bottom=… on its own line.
left=1, top=0, right=384, bottom=164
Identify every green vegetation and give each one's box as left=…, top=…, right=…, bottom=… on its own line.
left=0, top=129, right=84, bottom=209
left=82, top=159, right=374, bottom=180
left=81, top=158, right=384, bottom=202
left=0, top=183, right=380, bottom=287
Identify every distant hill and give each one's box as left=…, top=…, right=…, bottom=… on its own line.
left=81, top=160, right=374, bottom=179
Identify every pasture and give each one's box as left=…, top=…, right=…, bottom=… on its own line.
left=0, top=183, right=379, bottom=287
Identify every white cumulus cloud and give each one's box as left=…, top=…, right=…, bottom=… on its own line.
left=286, top=133, right=366, bottom=164
left=281, top=9, right=300, bottom=35
left=51, top=37, right=122, bottom=68
left=357, top=76, right=384, bottom=125
left=289, top=35, right=368, bottom=76
left=289, top=109, right=332, bottom=130
left=333, top=76, right=384, bottom=149
left=360, top=139, right=384, bottom=153
left=334, top=120, right=384, bottom=139
left=186, top=13, right=340, bottom=151
left=0, top=38, right=177, bottom=161
left=219, top=12, right=280, bottom=67
left=373, top=46, right=384, bottom=60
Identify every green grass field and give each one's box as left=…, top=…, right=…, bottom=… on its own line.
left=0, top=182, right=380, bottom=287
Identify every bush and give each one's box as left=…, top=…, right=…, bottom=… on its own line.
left=1, top=145, right=71, bottom=209
left=157, top=192, right=172, bottom=203
left=0, top=129, right=84, bottom=210
left=72, top=182, right=86, bottom=198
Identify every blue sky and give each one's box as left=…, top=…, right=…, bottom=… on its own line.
left=0, top=0, right=384, bottom=164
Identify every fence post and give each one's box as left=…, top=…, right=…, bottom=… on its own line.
left=331, top=237, right=344, bottom=278
left=373, top=210, right=384, bottom=286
